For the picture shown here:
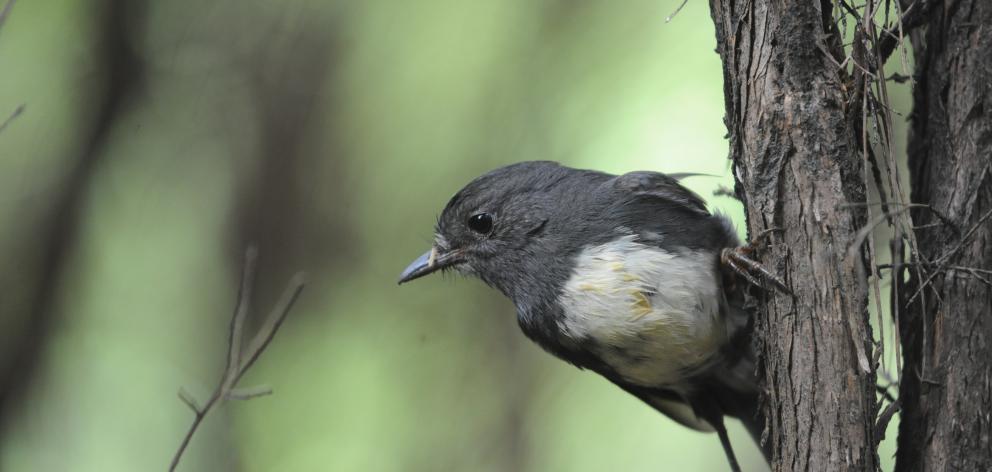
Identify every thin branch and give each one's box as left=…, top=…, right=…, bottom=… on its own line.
left=846, top=206, right=915, bottom=260
left=889, top=236, right=904, bottom=381
left=226, top=385, right=274, bottom=401
left=837, top=0, right=862, bottom=21
left=169, top=248, right=306, bottom=472
left=905, top=207, right=992, bottom=306
left=961, top=268, right=992, bottom=288
left=236, top=272, right=306, bottom=381
left=0, top=0, right=16, bottom=32
left=224, top=247, right=257, bottom=388
left=177, top=387, right=202, bottom=414
left=0, top=104, right=24, bottom=134
left=665, top=0, right=689, bottom=23
left=878, top=0, right=935, bottom=65
left=713, top=184, right=737, bottom=199
left=862, top=2, right=931, bottom=376
left=878, top=262, right=992, bottom=276
left=874, top=399, right=901, bottom=445
left=879, top=262, right=992, bottom=287
left=859, top=88, right=888, bottom=381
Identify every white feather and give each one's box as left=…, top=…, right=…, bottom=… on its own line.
left=558, top=235, right=724, bottom=390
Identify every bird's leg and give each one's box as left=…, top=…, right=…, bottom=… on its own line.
left=721, top=228, right=792, bottom=294
left=713, top=415, right=742, bottom=472
left=689, top=395, right=744, bottom=472
left=723, top=248, right=792, bottom=294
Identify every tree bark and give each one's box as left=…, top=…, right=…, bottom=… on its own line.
left=707, top=1, right=878, bottom=470
left=896, top=1, right=992, bottom=470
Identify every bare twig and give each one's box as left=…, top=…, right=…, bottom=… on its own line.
left=961, top=268, right=992, bottom=287
left=874, top=399, right=901, bottom=445
left=860, top=0, right=929, bottom=382
left=877, top=1, right=936, bottom=65
left=177, top=387, right=203, bottom=413
left=169, top=248, right=306, bottom=472
left=837, top=0, right=862, bottom=21
left=859, top=88, right=888, bottom=379
left=879, top=262, right=992, bottom=287
left=226, top=385, right=274, bottom=401
left=905, top=207, right=992, bottom=306
left=878, top=262, right=992, bottom=276
left=0, top=104, right=24, bottom=134
left=889, top=235, right=904, bottom=382
left=839, top=201, right=958, bottom=234
left=712, top=184, right=737, bottom=199
left=846, top=206, right=911, bottom=260
left=875, top=384, right=897, bottom=404
left=665, top=0, right=689, bottom=23
left=0, top=0, right=16, bottom=32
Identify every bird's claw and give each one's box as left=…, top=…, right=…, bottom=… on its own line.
left=721, top=230, right=791, bottom=294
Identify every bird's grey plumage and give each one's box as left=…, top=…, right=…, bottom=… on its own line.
left=400, top=161, right=768, bottom=469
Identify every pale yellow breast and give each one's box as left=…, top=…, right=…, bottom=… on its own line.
left=557, top=235, right=726, bottom=389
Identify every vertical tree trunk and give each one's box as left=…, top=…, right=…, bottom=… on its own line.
left=707, top=1, right=878, bottom=469
left=0, top=0, right=145, bottom=418
left=896, top=1, right=992, bottom=470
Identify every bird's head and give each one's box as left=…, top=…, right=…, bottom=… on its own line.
left=398, top=161, right=602, bottom=300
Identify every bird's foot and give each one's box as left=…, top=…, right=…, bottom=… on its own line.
left=721, top=228, right=791, bottom=294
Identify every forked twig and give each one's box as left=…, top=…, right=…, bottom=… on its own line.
left=874, top=398, right=901, bottom=445
left=169, top=247, right=306, bottom=471
left=904, top=207, right=992, bottom=306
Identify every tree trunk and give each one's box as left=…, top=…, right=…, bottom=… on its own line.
left=707, top=1, right=878, bottom=470
left=896, top=1, right=992, bottom=470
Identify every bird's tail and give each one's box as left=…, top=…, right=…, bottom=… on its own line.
left=718, top=359, right=771, bottom=464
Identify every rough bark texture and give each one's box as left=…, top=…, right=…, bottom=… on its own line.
left=707, top=1, right=878, bottom=470
left=896, top=1, right=992, bottom=470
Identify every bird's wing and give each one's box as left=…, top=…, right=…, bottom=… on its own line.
left=613, top=381, right=716, bottom=432
left=611, top=171, right=710, bottom=216
left=605, top=170, right=733, bottom=252
left=647, top=396, right=716, bottom=432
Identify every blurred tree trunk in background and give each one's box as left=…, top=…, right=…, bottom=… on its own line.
left=896, top=1, right=992, bottom=470
left=707, top=1, right=878, bottom=470
left=0, top=0, right=144, bottom=418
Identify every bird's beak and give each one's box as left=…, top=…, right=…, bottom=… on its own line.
left=397, top=247, right=462, bottom=284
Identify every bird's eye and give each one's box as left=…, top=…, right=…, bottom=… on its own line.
left=467, top=213, right=494, bottom=234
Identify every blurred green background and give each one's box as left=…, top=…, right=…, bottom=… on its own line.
left=0, top=1, right=908, bottom=471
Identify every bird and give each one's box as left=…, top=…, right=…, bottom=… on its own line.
left=398, top=161, right=784, bottom=471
